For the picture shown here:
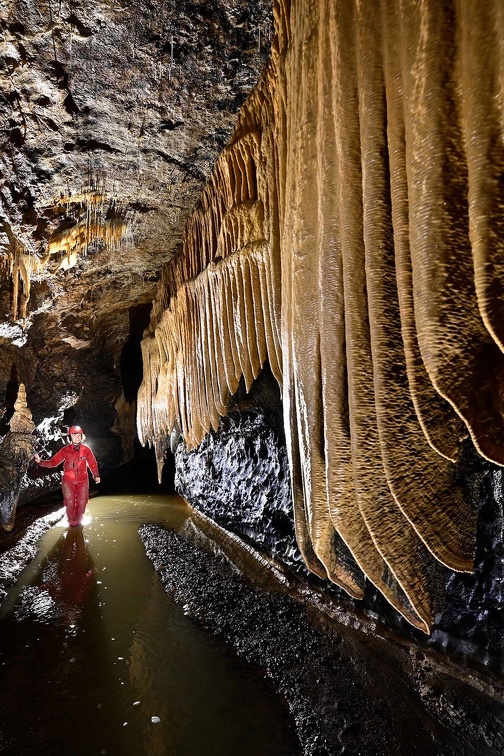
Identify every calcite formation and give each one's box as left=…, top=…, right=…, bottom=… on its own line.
left=0, top=383, right=36, bottom=530
left=138, top=0, right=504, bottom=632
left=3, top=190, right=131, bottom=321
left=137, top=77, right=281, bottom=458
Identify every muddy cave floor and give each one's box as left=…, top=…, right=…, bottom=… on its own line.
left=1, top=474, right=504, bottom=756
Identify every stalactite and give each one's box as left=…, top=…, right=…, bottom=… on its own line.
left=382, top=1, right=462, bottom=466
left=399, top=0, right=504, bottom=467
left=137, top=0, right=504, bottom=631
left=111, top=392, right=137, bottom=463
left=137, top=71, right=282, bottom=463
left=49, top=192, right=131, bottom=271
left=354, top=0, right=474, bottom=574
left=0, top=193, right=131, bottom=322
left=0, top=224, right=46, bottom=323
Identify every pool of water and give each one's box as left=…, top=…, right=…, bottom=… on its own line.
left=0, top=494, right=299, bottom=755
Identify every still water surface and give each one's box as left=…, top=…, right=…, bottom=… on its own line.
left=0, top=494, right=297, bottom=755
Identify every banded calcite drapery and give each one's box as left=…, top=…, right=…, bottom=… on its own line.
left=137, top=68, right=282, bottom=478
left=137, top=0, right=504, bottom=632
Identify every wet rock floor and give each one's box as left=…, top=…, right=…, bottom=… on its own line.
left=140, top=519, right=504, bottom=756
left=1, top=495, right=503, bottom=755
left=0, top=495, right=299, bottom=755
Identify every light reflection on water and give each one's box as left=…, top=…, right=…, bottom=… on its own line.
left=0, top=494, right=298, bottom=755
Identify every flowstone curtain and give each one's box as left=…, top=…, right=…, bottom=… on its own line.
left=138, top=0, right=504, bottom=632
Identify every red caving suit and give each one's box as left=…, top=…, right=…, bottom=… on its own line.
left=38, top=444, right=99, bottom=526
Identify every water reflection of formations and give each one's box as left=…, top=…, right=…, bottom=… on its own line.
left=16, top=526, right=96, bottom=628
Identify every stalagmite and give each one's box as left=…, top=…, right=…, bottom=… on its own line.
left=0, top=384, right=36, bottom=531
left=137, top=0, right=504, bottom=631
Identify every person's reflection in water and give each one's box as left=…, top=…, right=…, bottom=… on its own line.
left=0, top=526, right=132, bottom=755
left=39, top=525, right=96, bottom=626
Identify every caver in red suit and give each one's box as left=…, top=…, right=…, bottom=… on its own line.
left=35, top=425, right=100, bottom=526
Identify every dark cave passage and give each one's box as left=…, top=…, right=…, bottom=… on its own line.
left=120, top=304, right=152, bottom=404
left=100, top=439, right=176, bottom=495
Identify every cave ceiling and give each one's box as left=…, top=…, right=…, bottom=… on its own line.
left=0, top=0, right=272, bottom=352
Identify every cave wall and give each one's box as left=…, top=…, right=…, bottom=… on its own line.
left=174, top=371, right=504, bottom=670
left=0, top=0, right=272, bottom=522
left=138, top=0, right=504, bottom=646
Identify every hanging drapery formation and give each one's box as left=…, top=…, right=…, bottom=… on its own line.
left=137, top=0, right=504, bottom=632
left=137, top=68, right=282, bottom=465
left=0, top=223, right=48, bottom=321
left=48, top=192, right=132, bottom=272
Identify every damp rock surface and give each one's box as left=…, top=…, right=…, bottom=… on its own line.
left=140, top=521, right=504, bottom=756
left=175, top=404, right=295, bottom=567
left=175, top=380, right=504, bottom=675
left=0, top=505, right=65, bottom=603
